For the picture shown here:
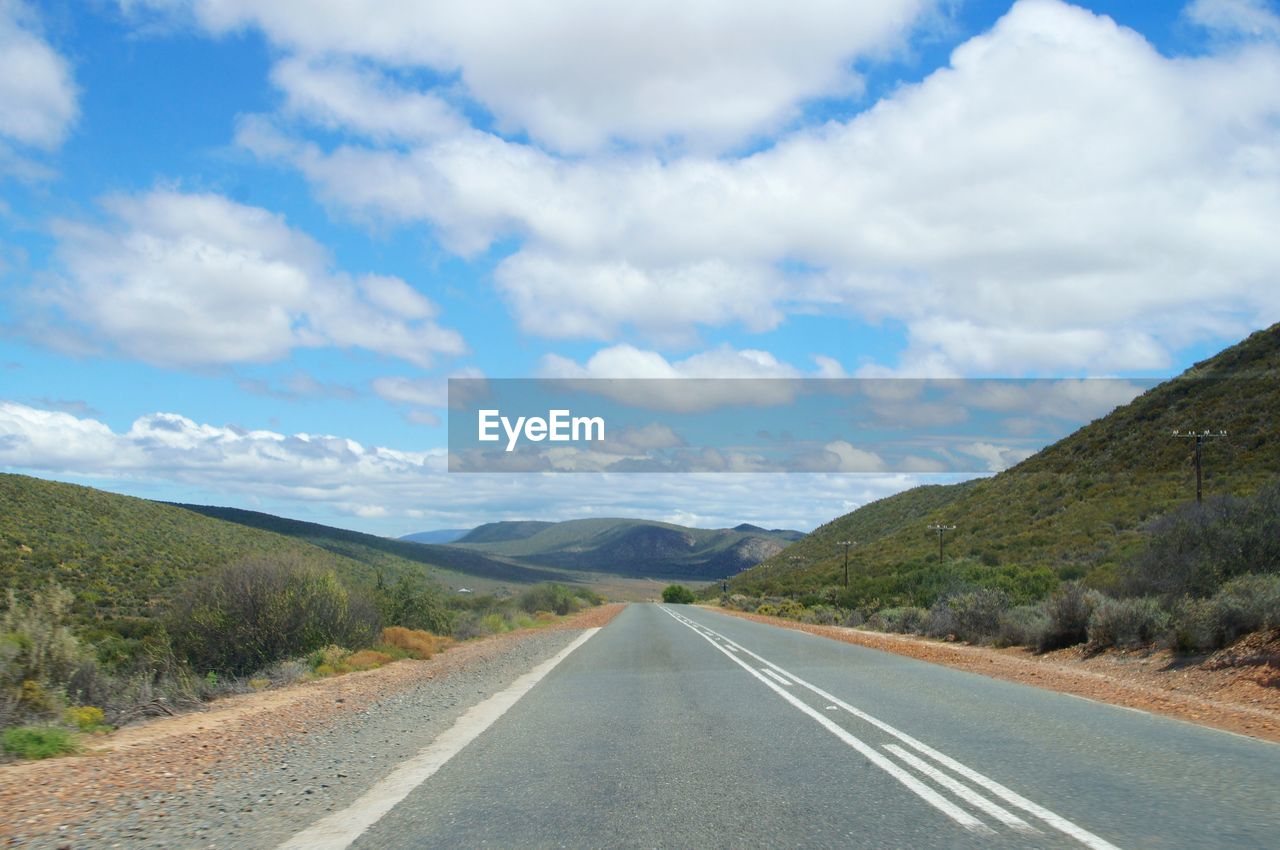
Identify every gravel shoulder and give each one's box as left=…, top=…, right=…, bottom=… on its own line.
left=714, top=607, right=1280, bottom=743
left=0, top=604, right=623, bottom=849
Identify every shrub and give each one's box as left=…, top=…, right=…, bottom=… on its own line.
left=1037, top=582, right=1103, bottom=652
left=63, top=705, right=107, bottom=732
left=798, top=605, right=842, bottom=626
left=662, top=585, right=696, bottom=604
left=2, top=726, right=80, bottom=760
left=926, top=589, right=1008, bottom=643
left=377, top=576, right=454, bottom=634
left=1172, top=573, right=1280, bottom=652
left=996, top=605, right=1049, bottom=648
left=517, top=584, right=582, bottom=616
left=2, top=584, right=83, bottom=704
left=868, top=607, right=927, bottom=634
left=1087, top=597, right=1169, bottom=649
left=167, top=556, right=380, bottom=676
left=381, top=627, right=453, bottom=660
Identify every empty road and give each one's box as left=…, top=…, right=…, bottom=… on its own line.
left=283, top=604, right=1280, bottom=849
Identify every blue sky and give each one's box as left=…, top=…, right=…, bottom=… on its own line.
left=2, top=0, right=1278, bottom=535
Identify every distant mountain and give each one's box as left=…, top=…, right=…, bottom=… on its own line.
left=172, top=504, right=576, bottom=587
left=452, top=517, right=803, bottom=579
left=737, top=322, right=1280, bottom=600
left=400, top=529, right=472, bottom=545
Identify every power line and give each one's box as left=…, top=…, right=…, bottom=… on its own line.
left=1172, top=429, right=1227, bottom=504
left=927, top=524, right=956, bottom=563
left=836, top=541, right=855, bottom=587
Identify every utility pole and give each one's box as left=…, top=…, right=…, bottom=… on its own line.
left=837, top=541, right=854, bottom=587
left=927, top=524, right=956, bottom=562
left=1172, top=429, right=1227, bottom=504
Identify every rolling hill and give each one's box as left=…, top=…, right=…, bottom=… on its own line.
left=400, top=529, right=471, bottom=545
left=735, top=322, right=1280, bottom=601
left=0, top=474, right=575, bottom=625
left=452, top=518, right=803, bottom=579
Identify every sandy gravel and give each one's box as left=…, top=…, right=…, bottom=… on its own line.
left=0, top=604, right=623, bottom=849
left=715, top=607, right=1280, bottom=743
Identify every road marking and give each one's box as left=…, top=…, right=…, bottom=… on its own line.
left=661, top=607, right=1122, bottom=850
left=661, top=608, right=992, bottom=835
left=274, top=628, right=601, bottom=850
left=884, top=745, right=1038, bottom=835
left=759, top=667, right=794, bottom=687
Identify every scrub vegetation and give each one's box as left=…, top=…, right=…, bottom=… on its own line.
left=721, top=324, right=1280, bottom=657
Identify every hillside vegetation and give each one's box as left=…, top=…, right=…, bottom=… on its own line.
left=454, top=517, right=802, bottom=579
left=735, top=323, right=1280, bottom=604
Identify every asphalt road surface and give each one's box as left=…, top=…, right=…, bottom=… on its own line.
left=283, top=603, right=1280, bottom=849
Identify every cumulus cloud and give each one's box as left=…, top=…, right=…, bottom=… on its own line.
left=0, top=0, right=77, bottom=150
left=37, top=189, right=465, bottom=368
left=0, top=399, right=950, bottom=530
left=1186, top=0, right=1280, bottom=39
left=133, top=0, right=931, bottom=153
left=239, top=0, right=1280, bottom=375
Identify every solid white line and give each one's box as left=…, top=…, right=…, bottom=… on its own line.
left=275, top=628, right=601, bottom=850
left=884, top=745, right=1038, bottom=835
left=675, top=609, right=1122, bottom=850
left=661, top=608, right=993, bottom=835
left=759, top=667, right=794, bottom=687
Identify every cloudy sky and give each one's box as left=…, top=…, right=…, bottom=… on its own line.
left=2, top=0, right=1278, bottom=535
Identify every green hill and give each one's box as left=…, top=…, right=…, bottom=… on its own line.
left=454, top=517, right=803, bottom=579
left=172, top=504, right=574, bottom=586
left=0, top=475, right=571, bottom=626
left=735, top=323, right=1280, bottom=604
left=0, top=474, right=410, bottom=621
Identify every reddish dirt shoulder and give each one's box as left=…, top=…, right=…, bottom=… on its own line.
left=715, top=607, right=1280, bottom=743
left=0, top=604, right=623, bottom=842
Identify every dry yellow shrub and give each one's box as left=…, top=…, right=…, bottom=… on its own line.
left=381, top=626, right=454, bottom=660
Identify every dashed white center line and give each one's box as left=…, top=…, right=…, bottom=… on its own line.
left=759, top=667, right=794, bottom=687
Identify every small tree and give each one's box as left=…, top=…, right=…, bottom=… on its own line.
left=662, top=584, right=696, bottom=604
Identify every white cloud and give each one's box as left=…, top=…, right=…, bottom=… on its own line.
left=0, top=399, right=954, bottom=531
left=0, top=0, right=77, bottom=149
left=538, top=343, right=842, bottom=412
left=241, top=0, right=1280, bottom=375
left=136, top=0, right=931, bottom=153
left=1186, top=0, right=1280, bottom=39
left=39, top=189, right=465, bottom=368
left=957, top=441, right=1037, bottom=472
left=372, top=376, right=447, bottom=408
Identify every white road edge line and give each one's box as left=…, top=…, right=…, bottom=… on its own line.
left=883, top=745, right=1039, bottom=835
left=274, top=628, right=602, bottom=850
left=673, top=607, right=1122, bottom=850
left=660, top=608, right=993, bottom=835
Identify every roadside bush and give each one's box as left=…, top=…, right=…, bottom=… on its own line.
left=167, top=556, right=380, bottom=676
left=662, top=585, right=696, bottom=604
left=2, top=726, right=80, bottom=760
left=1037, top=582, right=1103, bottom=652
left=926, top=589, right=1008, bottom=643
left=377, top=576, right=454, bottom=634
left=381, top=626, right=453, bottom=660
left=63, top=705, right=107, bottom=732
left=1087, top=597, right=1169, bottom=650
left=797, top=605, right=842, bottom=626
left=517, top=584, right=582, bottom=616
left=868, top=607, right=927, bottom=634
left=996, top=605, right=1049, bottom=648
left=1172, top=573, right=1280, bottom=653
left=2, top=584, right=87, bottom=727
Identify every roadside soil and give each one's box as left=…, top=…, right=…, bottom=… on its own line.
left=0, top=604, right=623, bottom=848
left=715, top=607, right=1280, bottom=743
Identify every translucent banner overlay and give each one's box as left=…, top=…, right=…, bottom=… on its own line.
left=447, top=378, right=1164, bottom=473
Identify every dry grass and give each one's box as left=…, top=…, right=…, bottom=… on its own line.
left=381, top=627, right=454, bottom=660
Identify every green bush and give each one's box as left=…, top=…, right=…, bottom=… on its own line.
left=1038, top=582, right=1103, bottom=652
left=376, top=576, right=454, bottom=634
left=167, top=556, right=380, bottom=676
left=868, top=607, right=927, bottom=634
left=1087, top=597, right=1169, bottom=649
left=2, top=726, right=80, bottom=759
left=517, top=584, right=582, bottom=616
left=996, top=604, right=1049, bottom=648
left=926, top=589, right=1008, bottom=643
left=662, top=585, right=696, bottom=604
left=1172, top=573, right=1280, bottom=652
